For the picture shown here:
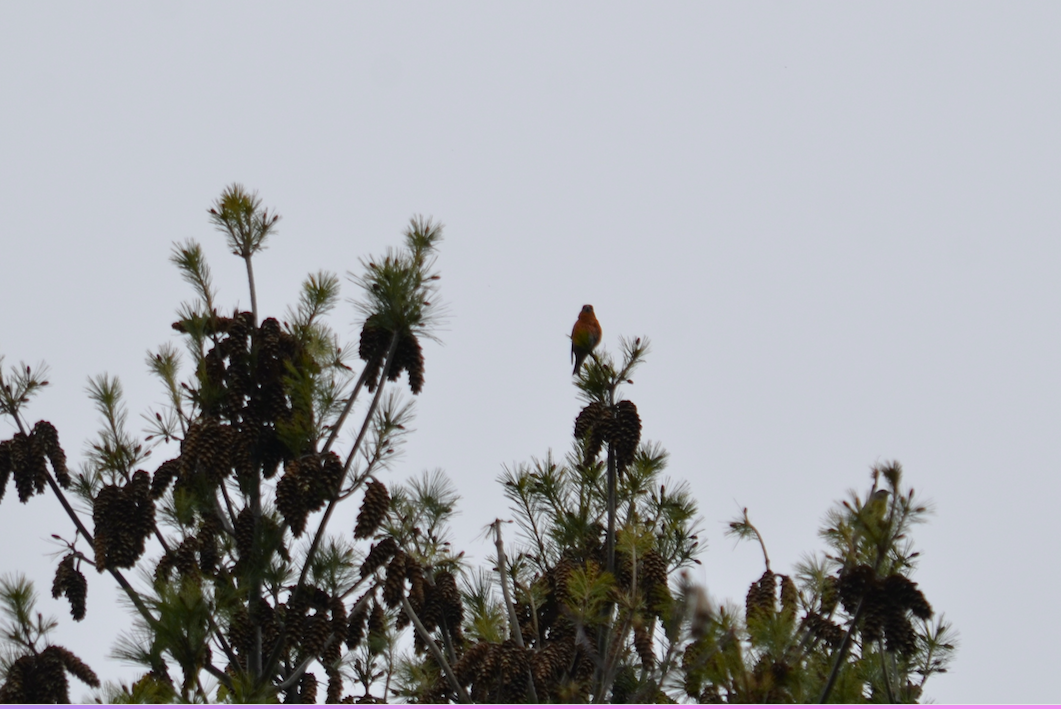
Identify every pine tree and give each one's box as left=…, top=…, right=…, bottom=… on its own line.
left=0, top=185, right=955, bottom=702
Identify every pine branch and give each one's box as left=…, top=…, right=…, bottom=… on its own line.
left=259, top=331, right=400, bottom=686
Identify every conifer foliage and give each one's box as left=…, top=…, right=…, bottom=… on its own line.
left=0, top=185, right=954, bottom=702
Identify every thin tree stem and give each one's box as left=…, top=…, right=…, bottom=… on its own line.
left=878, top=638, right=896, bottom=703
left=401, top=596, right=472, bottom=704
left=818, top=594, right=865, bottom=703
left=606, top=441, right=616, bottom=576
left=491, top=520, right=540, bottom=702
left=322, top=364, right=372, bottom=455
left=244, top=255, right=258, bottom=327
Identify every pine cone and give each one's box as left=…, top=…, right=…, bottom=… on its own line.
left=574, top=402, right=610, bottom=466
left=496, top=640, right=530, bottom=702
left=346, top=594, right=371, bottom=649
left=612, top=400, right=641, bottom=473
left=745, top=570, right=777, bottom=623
left=532, top=635, right=574, bottom=686
left=633, top=618, right=655, bottom=668
left=779, top=574, right=798, bottom=621
left=198, top=515, right=221, bottom=574
left=641, top=549, right=671, bottom=618
left=382, top=552, right=408, bottom=608
left=92, top=474, right=154, bottom=572
left=884, top=610, right=917, bottom=655
left=805, top=611, right=844, bottom=648
left=32, top=421, right=68, bottom=487
left=354, top=480, right=390, bottom=539
left=434, top=570, right=464, bottom=631
left=11, top=432, right=47, bottom=503
left=358, top=320, right=391, bottom=393
left=51, top=554, right=87, bottom=621
left=300, top=613, right=331, bottom=658
left=298, top=672, right=318, bottom=704
left=860, top=582, right=887, bottom=644
left=234, top=507, right=255, bottom=561
left=837, top=564, right=875, bottom=614
left=326, top=665, right=344, bottom=704
left=0, top=438, right=13, bottom=504
left=392, top=333, right=425, bottom=395
left=359, top=537, right=398, bottom=578
left=52, top=645, right=99, bottom=688
left=179, top=420, right=234, bottom=490
left=150, top=458, right=181, bottom=499
left=882, top=573, right=933, bottom=620
left=275, top=460, right=310, bottom=536
left=367, top=601, right=386, bottom=640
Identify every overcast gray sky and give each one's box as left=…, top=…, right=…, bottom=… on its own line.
left=2, top=2, right=1059, bottom=702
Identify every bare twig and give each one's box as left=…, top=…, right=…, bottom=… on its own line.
left=491, top=519, right=539, bottom=703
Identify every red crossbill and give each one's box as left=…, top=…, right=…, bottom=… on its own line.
left=570, top=304, right=602, bottom=375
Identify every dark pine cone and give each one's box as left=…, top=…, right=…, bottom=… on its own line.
left=837, top=564, right=876, bottom=615
left=10, top=432, right=47, bottom=503
left=326, top=665, right=344, bottom=704
left=805, top=611, right=844, bottom=648
left=346, top=594, right=372, bottom=650
left=612, top=400, right=641, bottom=473
left=392, top=333, right=425, bottom=395
left=92, top=473, right=155, bottom=572
left=32, top=421, right=68, bottom=487
left=234, top=507, right=255, bottom=561
left=882, top=573, right=933, bottom=620
left=641, top=549, right=671, bottom=617
left=884, top=610, right=918, bottom=656
left=2, top=649, right=68, bottom=702
left=359, top=537, right=398, bottom=578
left=0, top=438, right=13, bottom=504
left=860, top=581, right=888, bottom=644
left=779, top=574, right=798, bottom=621
left=454, top=641, right=495, bottom=687
left=50, top=645, right=99, bottom=688
left=358, top=319, right=392, bottom=393
left=532, top=636, right=575, bottom=687
left=51, top=554, right=87, bottom=621
left=574, top=402, right=610, bottom=466
left=275, top=459, right=310, bottom=537
left=150, top=458, right=181, bottom=499
left=382, top=552, right=408, bottom=608
left=179, top=420, right=235, bottom=491
left=496, top=639, right=531, bottom=702
left=354, top=480, right=390, bottom=539
left=300, top=613, right=331, bottom=658
left=633, top=620, right=655, bottom=668
left=367, top=601, right=386, bottom=639
left=434, top=570, right=464, bottom=630
left=746, top=570, right=777, bottom=623
left=298, top=672, right=318, bottom=704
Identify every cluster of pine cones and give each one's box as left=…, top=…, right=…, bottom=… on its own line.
left=0, top=420, right=68, bottom=503
left=0, top=645, right=98, bottom=703
left=358, top=317, right=425, bottom=395
left=837, top=563, right=932, bottom=655
left=573, top=399, right=642, bottom=472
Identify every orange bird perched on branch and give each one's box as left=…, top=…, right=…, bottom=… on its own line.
left=570, top=304, right=602, bottom=375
